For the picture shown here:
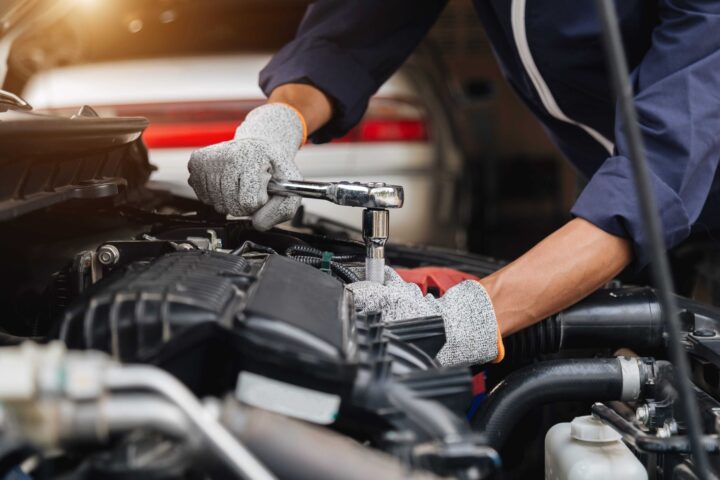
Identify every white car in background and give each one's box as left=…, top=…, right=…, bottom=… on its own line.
left=23, top=53, right=465, bottom=246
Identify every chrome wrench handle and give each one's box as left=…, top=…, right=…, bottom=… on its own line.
left=268, top=180, right=404, bottom=209
left=267, top=179, right=330, bottom=200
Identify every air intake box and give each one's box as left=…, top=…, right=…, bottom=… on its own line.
left=61, top=251, right=356, bottom=395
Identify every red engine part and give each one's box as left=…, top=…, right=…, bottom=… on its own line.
left=395, top=267, right=481, bottom=296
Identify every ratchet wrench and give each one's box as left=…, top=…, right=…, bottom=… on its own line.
left=267, top=179, right=404, bottom=284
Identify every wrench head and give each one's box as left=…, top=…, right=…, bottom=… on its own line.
left=332, top=182, right=404, bottom=208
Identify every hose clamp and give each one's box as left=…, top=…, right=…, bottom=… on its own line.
left=618, top=356, right=642, bottom=401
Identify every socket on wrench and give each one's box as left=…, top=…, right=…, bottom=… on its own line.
left=267, top=179, right=404, bottom=284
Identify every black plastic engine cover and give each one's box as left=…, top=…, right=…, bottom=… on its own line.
left=59, top=249, right=484, bottom=470
left=245, top=254, right=351, bottom=355
left=60, top=251, right=356, bottom=395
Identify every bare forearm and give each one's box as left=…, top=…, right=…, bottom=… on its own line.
left=268, top=84, right=333, bottom=135
left=481, top=218, right=632, bottom=337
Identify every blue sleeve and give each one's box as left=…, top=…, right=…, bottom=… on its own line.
left=259, top=1, right=447, bottom=143
left=571, top=1, right=720, bottom=267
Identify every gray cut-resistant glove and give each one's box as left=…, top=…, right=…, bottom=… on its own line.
left=347, top=268, right=499, bottom=367
left=187, top=103, right=305, bottom=230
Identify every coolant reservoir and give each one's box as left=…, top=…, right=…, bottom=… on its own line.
left=545, top=415, right=647, bottom=480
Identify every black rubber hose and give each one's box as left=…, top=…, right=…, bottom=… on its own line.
left=474, top=358, right=629, bottom=450
left=504, top=287, right=666, bottom=360
left=502, top=316, right=561, bottom=360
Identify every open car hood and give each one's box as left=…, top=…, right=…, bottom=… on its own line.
left=0, top=0, right=77, bottom=87
left=0, top=0, right=72, bottom=38
left=0, top=105, right=150, bottom=221
left=0, top=1, right=151, bottom=222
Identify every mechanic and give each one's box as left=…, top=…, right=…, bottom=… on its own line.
left=188, top=1, right=720, bottom=367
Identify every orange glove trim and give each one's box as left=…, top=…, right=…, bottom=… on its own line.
left=493, top=329, right=505, bottom=363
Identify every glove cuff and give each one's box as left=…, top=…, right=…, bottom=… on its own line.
left=435, top=280, right=500, bottom=367
left=235, top=103, right=306, bottom=154
left=276, top=102, right=308, bottom=146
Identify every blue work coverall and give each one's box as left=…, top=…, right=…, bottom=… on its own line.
left=260, top=1, right=720, bottom=266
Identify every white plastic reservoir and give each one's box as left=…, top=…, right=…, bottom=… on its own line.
left=545, top=415, right=647, bottom=480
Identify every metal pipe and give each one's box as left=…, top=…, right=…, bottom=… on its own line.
left=100, top=396, right=191, bottom=441
left=103, top=366, right=275, bottom=480
left=62, top=396, right=192, bottom=443
left=594, top=1, right=713, bottom=476
left=220, top=402, right=440, bottom=480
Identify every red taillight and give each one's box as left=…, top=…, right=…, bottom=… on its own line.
left=333, top=97, right=429, bottom=143
left=143, top=121, right=238, bottom=148
left=357, top=119, right=428, bottom=142
left=333, top=119, right=428, bottom=143
left=42, top=98, right=428, bottom=148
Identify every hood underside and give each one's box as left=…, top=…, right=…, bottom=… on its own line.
left=0, top=104, right=150, bottom=221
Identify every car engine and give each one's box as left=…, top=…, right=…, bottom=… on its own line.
left=1, top=103, right=720, bottom=480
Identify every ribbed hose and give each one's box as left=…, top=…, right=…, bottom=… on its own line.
left=503, top=316, right=561, bottom=360
left=473, top=358, right=639, bottom=450
left=503, top=287, right=666, bottom=361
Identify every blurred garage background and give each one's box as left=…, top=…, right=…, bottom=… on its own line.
left=3, top=0, right=576, bottom=260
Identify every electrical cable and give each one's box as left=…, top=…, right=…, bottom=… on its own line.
left=593, top=1, right=714, bottom=476
left=231, top=241, right=278, bottom=256
left=289, top=256, right=360, bottom=283
left=285, top=245, right=363, bottom=283
left=285, top=245, right=364, bottom=263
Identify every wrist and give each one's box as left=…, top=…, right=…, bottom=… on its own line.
left=268, top=83, right=333, bottom=134
left=235, top=103, right=305, bottom=152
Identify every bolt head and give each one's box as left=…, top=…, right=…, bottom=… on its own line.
left=97, top=245, right=120, bottom=266
left=635, top=404, right=650, bottom=425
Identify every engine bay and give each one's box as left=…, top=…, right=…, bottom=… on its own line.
left=0, top=106, right=720, bottom=479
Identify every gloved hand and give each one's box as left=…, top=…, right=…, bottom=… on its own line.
left=347, top=268, right=501, bottom=367
left=187, top=103, right=306, bottom=231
